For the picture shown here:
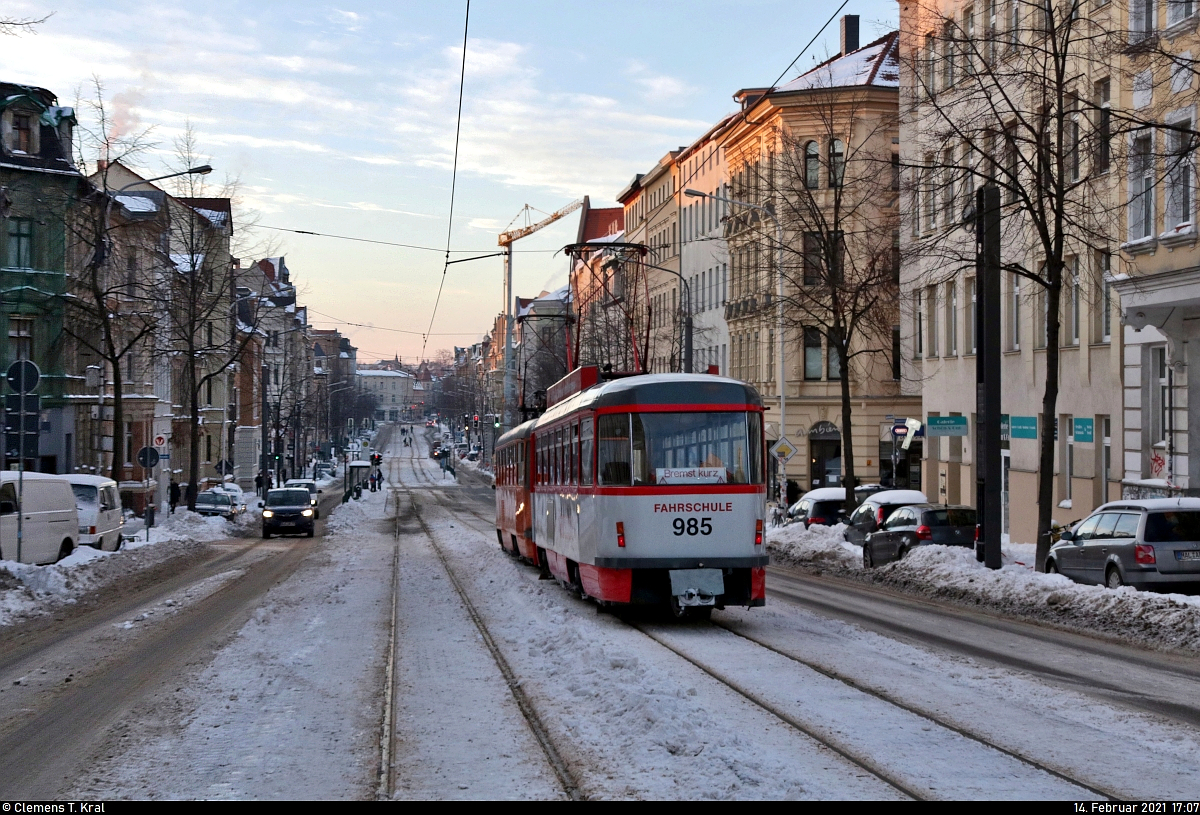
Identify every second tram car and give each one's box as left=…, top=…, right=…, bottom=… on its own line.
left=495, top=369, right=767, bottom=618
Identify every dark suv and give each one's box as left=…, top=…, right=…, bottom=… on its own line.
left=260, top=488, right=316, bottom=539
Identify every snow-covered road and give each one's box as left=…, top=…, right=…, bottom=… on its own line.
left=3, top=424, right=1197, bottom=799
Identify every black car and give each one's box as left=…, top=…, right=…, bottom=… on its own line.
left=786, top=488, right=850, bottom=528
left=863, top=504, right=977, bottom=567
left=843, top=490, right=931, bottom=547
left=260, top=488, right=316, bottom=538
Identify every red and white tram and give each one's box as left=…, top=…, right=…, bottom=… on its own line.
left=495, top=368, right=767, bottom=618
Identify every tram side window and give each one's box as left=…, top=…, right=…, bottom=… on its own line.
left=580, top=417, right=594, bottom=485
left=571, top=423, right=579, bottom=486
left=597, top=413, right=632, bottom=486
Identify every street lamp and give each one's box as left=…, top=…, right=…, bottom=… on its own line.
left=685, top=187, right=786, bottom=511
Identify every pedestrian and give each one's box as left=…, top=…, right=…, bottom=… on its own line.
left=255, top=471, right=263, bottom=497
left=169, top=479, right=181, bottom=514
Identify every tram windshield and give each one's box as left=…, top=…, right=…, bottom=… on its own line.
left=597, top=411, right=763, bottom=486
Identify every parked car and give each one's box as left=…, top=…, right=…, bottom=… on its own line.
left=194, top=491, right=240, bottom=519
left=1048, top=498, right=1200, bottom=590
left=285, top=478, right=322, bottom=519
left=212, top=482, right=248, bottom=511
left=862, top=504, right=977, bottom=567
left=67, top=474, right=124, bottom=551
left=843, top=489, right=931, bottom=547
left=0, top=473, right=79, bottom=564
left=260, top=487, right=316, bottom=538
left=787, top=488, right=850, bottom=528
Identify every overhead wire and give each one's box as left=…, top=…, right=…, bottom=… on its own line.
left=249, top=223, right=557, bottom=253
left=422, top=0, right=471, bottom=362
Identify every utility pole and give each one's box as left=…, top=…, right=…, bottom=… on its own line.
left=974, top=185, right=1003, bottom=570
left=261, top=363, right=269, bottom=495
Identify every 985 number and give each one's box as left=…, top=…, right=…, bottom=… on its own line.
left=673, top=517, right=713, bottom=536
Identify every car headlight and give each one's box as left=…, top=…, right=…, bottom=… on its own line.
left=310, top=498, right=317, bottom=505
left=302, top=508, right=314, bottom=517
left=262, top=510, right=274, bottom=518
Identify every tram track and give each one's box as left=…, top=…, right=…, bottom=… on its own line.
left=377, top=433, right=581, bottom=801
left=415, top=439, right=1115, bottom=799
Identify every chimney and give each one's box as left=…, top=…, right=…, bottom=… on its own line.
left=840, top=14, right=860, bottom=56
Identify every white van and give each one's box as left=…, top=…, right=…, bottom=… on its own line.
left=66, top=475, right=124, bottom=551
left=0, top=472, right=79, bottom=564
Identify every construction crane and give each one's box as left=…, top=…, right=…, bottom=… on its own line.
left=497, top=196, right=585, bottom=429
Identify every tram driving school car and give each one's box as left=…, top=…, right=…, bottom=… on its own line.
left=495, top=368, right=768, bottom=620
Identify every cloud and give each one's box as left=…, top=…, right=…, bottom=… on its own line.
left=625, top=60, right=695, bottom=104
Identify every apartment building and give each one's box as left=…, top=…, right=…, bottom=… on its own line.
left=723, top=20, right=917, bottom=497
left=898, top=0, right=1128, bottom=545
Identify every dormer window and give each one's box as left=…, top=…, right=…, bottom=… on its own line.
left=11, top=114, right=32, bottom=153
left=3, top=108, right=40, bottom=156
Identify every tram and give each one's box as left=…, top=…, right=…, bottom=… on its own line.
left=495, top=367, right=768, bottom=618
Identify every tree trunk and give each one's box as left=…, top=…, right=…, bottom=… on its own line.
left=1035, top=278, right=1063, bottom=571
left=187, top=357, right=201, bottom=512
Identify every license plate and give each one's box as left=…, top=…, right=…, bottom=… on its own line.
left=281, top=522, right=295, bottom=527
left=1176, top=550, right=1200, bottom=561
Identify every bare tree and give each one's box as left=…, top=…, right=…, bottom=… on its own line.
left=0, top=13, right=51, bottom=36
left=901, top=0, right=1123, bottom=568
left=66, top=80, right=159, bottom=482
left=152, top=128, right=263, bottom=508
left=731, top=67, right=901, bottom=511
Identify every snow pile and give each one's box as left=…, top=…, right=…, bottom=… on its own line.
left=768, top=522, right=860, bottom=569
left=770, top=528, right=1200, bottom=654
left=0, top=508, right=242, bottom=627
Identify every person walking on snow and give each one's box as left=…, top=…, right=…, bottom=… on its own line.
left=169, top=479, right=181, bottom=514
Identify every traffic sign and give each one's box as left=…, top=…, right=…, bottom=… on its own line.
left=136, top=446, right=160, bottom=469
left=891, top=424, right=909, bottom=437
left=5, top=359, right=38, bottom=393
left=154, top=434, right=167, bottom=447
left=770, top=436, right=798, bottom=464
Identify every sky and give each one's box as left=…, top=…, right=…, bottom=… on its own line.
left=1, top=1, right=898, bottom=363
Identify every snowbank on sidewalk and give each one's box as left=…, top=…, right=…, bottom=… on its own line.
left=768, top=522, right=860, bottom=569
left=768, top=522, right=1200, bottom=654
left=0, top=508, right=244, bottom=627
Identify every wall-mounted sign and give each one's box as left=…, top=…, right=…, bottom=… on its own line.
left=1073, top=417, right=1095, bottom=443
left=1010, top=416, right=1038, bottom=439
left=926, top=415, right=969, bottom=437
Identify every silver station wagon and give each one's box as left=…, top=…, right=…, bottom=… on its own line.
left=1048, top=498, right=1200, bottom=591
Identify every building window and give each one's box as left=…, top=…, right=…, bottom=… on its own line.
left=892, top=325, right=902, bottom=380
left=6, top=218, right=32, bottom=269
left=962, top=6, right=975, bottom=75
left=804, top=141, right=819, bottom=189
left=1096, top=251, right=1112, bottom=343
left=946, top=280, right=957, bottom=356
left=7, top=316, right=32, bottom=361
left=804, top=327, right=823, bottom=379
left=1131, top=133, right=1155, bottom=240
left=1010, top=273, right=1021, bottom=350
left=1067, top=101, right=1080, bottom=182
left=829, top=140, right=845, bottom=187
left=1133, top=0, right=1156, bottom=39
left=10, top=112, right=34, bottom=154
left=827, top=329, right=842, bottom=380
left=967, top=276, right=977, bottom=354
left=1151, top=346, right=1170, bottom=443
left=1166, top=123, right=1194, bottom=230
left=1169, top=0, right=1195, bottom=25
left=1065, top=415, right=1075, bottom=500
left=942, top=20, right=956, bottom=89
left=926, top=285, right=939, bottom=357
left=915, top=290, right=924, bottom=357
left=803, top=232, right=822, bottom=285
left=1095, top=80, right=1111, bottom=175
left=1069, top=258, right=1080, bottom=346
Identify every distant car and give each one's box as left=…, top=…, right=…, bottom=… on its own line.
left=843, top=489, right=931, bottom=547
left=284, top=478, right=322, bottom=519
left=194, top=491, right=239, bottom=519
left=787, top=487, right=850, bottom=528
left=862, top=504, right=977, bottom=568
left=1048, top=498, right=1200, bottom=590
left=260, top=488, right=315, bottom=538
